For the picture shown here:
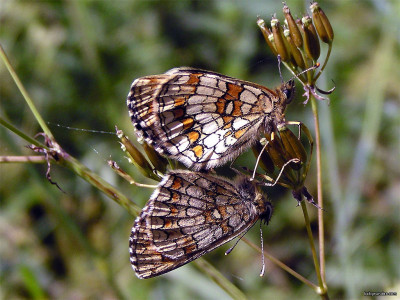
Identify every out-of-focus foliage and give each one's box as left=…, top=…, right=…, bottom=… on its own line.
left=1, top=1, right=399, bottom=299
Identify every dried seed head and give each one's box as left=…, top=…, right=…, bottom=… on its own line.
left=271, top=16, right=290, bottom=62
left=302, top=15, right=320, bottom=61
left=283, top=3, right=303, bottom=48
left=310, top=2, right=334, bottom=43
left=258, top=124, right=312, bottom=190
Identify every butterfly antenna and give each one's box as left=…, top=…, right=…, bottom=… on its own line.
left=225, top=231, right=248, bottom=256
left=259, top=222, right=266, bottom=277
left=287, top=63, right=320, bottom=85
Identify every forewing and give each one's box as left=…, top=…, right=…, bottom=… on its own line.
left=129, top=170, right=260, bottom=279
left=127, top=68, right=272, bottom=170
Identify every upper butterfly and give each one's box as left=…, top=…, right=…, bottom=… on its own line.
left=127, top=67, right=295, bottom=171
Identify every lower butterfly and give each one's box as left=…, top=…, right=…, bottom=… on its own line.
left=127, top=67, right=295, bottom=171
left=129, top=170, right=273, bottom=279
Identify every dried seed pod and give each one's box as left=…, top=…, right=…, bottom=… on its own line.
left=279, top=126, right=307, bottom=164
left=310, top=2, right=334, bottom=43
left=271, top=16, right=290, bottom=62
left=265, top=132, right=287, bottom=170
left=257, top=17, right=278, bottom=56
left=142, top=142, right=168, bottom=174
left=252, top=140, right=275, bottom=174
left=283, top=3, right=303, bottom=48
left=284, top=28, right=305, bottom=69
left=302, top=15, right=320, bottom=61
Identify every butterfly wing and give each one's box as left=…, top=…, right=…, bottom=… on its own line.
left=129, top=170, right=261, bottom=279
left=127, top=68, right=280, bottom=170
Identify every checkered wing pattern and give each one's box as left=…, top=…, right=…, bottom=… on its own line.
left=129, top=170, right=273, bottom=279
left=127, top=67, right=295, bottom=170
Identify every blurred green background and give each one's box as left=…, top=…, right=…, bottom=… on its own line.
left=1, top=0, right=399, bottom=299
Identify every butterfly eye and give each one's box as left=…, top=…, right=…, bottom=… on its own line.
left=284, top=80, right=295, bottom=104
left=284, top=88, right=293, bottom=104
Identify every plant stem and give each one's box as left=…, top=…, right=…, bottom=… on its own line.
left=0, top=44, right=54, bottom=141
left=0, top=117, right=46, bottom=149
left=300, top=202, right=329, bottom=299
left=310, top=96, right=326, bottom=282
left=314, top=43, right=332, bottom=82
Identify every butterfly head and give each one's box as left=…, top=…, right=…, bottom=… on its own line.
left=271, top=79, right=295, bottom=128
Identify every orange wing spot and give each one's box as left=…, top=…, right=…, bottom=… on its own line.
left=224, top=123, right=232, bottom=129
left=216, top=98, right=226, bottom=114
left=232, top=100, right=243, bottom=116
left=226, top=83, right=244, bottom=100
left=169, top=207, right=178, bottom=215
left=188, top=131, right=200, bottom=143
left=172, top=177, right=183, bottom=190
left=234, top=128, right=247, bottom=139
left=192, top=145, right=204, bottom=159
left=182, top=118, right=194, bottom=130
left=223, top=123, right=232, bottom=129
left=174, top=97, right=186, bottom=107
left=187, top=73, right=201, bottom=85
left=223, top=116, right=233, bottom=124
left=171, top=192, right=180, bottom=202
left=224, top=131, right=232, bottom=138
left=164, top=220, right=173, bottom=228
left=173, top=108, right=184, bottom=118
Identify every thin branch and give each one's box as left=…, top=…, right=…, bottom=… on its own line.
left=0, top=156, right=47, bottom=163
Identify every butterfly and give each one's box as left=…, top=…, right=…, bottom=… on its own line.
left=129, top=170, right=273, bottom=279
left=127, top=67, right=295, bottom=171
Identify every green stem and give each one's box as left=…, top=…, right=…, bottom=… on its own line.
left=300, top=201, right=328, bottom=299
left=314, top=43, right=332, bottom=82
left=0, top=44, right=55, bottom=141
left=310, top=97, right=326, bottom=283
left=0, top=117, right=46, bottom=149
